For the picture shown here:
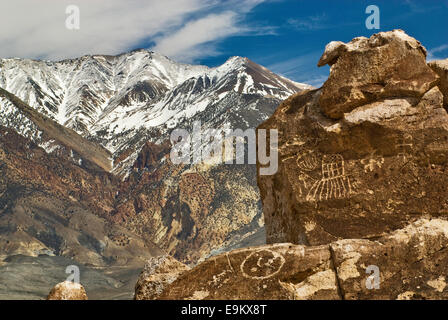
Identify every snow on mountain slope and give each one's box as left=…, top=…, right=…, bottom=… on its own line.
left=0, top=50, right=311, bottom=176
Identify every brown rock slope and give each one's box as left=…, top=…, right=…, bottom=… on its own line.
left=258, top=29, right=448, bottom=246
left=0, top=87, right=112, bottom=172
left=0, top=126, right=162, bottom=267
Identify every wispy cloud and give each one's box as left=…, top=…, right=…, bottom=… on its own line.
left=404, top=0, right=427, bottom=13
left=428, top=44, right=448, bottom=61
left=153, top=12, right=240, bottom=63
left=0, top=0, right=269, bottom=62
left=266, top=52, right=329, bottom=87
left=287, top=13, right=328, bottom=31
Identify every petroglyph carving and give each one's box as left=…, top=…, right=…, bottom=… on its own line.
left=298, top=173, right=313, bottom=190
left=296, top=149, right=319, bottom=171
left=240, top=249, right=285, bottom=280
left=306, top=154, right=355, bottom=201
left=361, top=152, right=384, bottom=173
left=396, top=133, right=413, bottom=161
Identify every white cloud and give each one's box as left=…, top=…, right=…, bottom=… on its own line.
left=0, top=0, right=267, bottom=62
left=153, top=12, right=240, bottom=63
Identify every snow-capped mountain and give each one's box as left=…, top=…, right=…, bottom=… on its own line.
left=0, top=50, right=310, bottom=176
left=0, top=50, right=313, bottom=265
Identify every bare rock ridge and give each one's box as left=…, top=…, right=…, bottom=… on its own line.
left=0, top=87, right=112, bottom=172
left=136, top=30, right=448, bottom=300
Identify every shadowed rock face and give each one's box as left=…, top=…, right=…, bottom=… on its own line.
left=257, top=30, right=448, bottom=246
left=145, top=219, right=448, bottom=300
left=318, top=30, right=439, bottom=119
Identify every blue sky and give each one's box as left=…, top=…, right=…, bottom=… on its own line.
left=194, top=0, right=448, bottom=87
left=1, top=0, right=447, bottom=87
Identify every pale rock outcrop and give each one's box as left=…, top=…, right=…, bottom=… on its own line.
left=317, top=29, right=439, bottom=119
left=331, top=218, right=448, bottom=299
left=47, top=281, right=88, bottom=300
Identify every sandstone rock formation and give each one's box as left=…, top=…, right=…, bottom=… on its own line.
left=47, top=281, right=88, bottom=300
left=135, top=255, right=190, bottom=300
left=429, top=58, right=448, bottom=107
left=150, top=219, right=448, bottom=300
left=258, top=30, right=448, bottom=246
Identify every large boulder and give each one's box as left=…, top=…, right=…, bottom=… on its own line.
left=47, top=281, right=88, bottom=300
left=134, top=255, right=190, bottom=300
left=429, top=58, right=448, bottom=107
left=318, top=30, right=439, bottom=119
left=150, top=219, right=448, bottom=300
left=156, top=243, right=339, bottom=300
left=258, top=30, right=448, bottom=247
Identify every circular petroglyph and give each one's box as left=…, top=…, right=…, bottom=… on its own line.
left=240, top=249, right=286, bottom=280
